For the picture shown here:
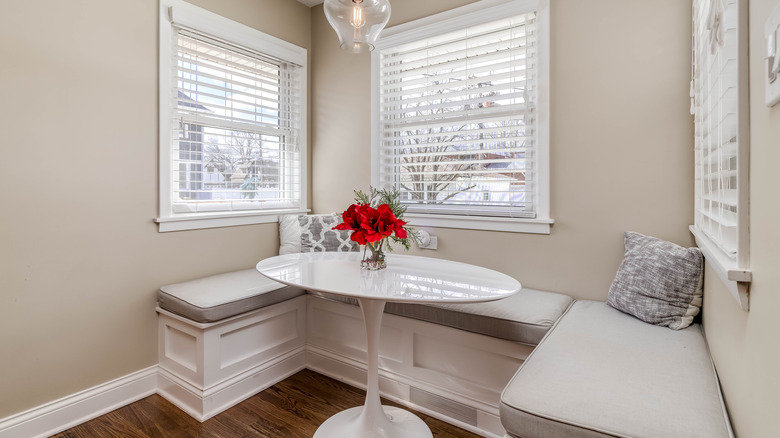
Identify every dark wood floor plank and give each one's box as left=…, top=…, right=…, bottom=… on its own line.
left=52, top=369, right=480, bottom=438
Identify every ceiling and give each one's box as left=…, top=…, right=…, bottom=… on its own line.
left=297, top=0, right=324, bottom=7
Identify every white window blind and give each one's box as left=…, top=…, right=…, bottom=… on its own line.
left=376, top=12, right=537, bottom=218
left=168, top=27, right=304, bottom=215
left=692, top=0, right=738, bottom=257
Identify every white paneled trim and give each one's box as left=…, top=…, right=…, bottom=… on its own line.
left=306, top=296, right=531, bottom=437
left=157, top=349, right=306, bottom=422
left=406, top=213, right=552, bottom=234
left=0, top=366, right=158, bottom=438
left=690, top=225, right=750, bottom=311
left=308, top=350, right=504, bottom=438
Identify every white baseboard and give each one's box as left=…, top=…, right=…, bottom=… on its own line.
left=158, top=348, right=307, bottom=422
left=0, top=366, right=158, bottom=438
left=0, top=349, right=307, bottom=438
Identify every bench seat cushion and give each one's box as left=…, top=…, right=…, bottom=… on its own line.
left=312, top=288, right=573, bottom=345
left=158, top=269, right=306, bottom=323
left=500, top=300, right=732, bottom=438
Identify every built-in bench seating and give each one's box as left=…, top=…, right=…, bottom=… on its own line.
left=156, top=266, right=733, bottom=438
left=311, top=288, right=572, bottom=345
left=156, top=269, right=308, bottom=421
left=158, top=269, right=305, bottom=323
left=156, top=267, right=572, bottom=434
left=500, top=300, right=733, bottom=438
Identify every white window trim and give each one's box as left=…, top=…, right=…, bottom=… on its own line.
left=370, top=0, right=552, bottom=235
left=156, top=0, right=308, bottom=232
left=689, top=0, right=751, bottom=310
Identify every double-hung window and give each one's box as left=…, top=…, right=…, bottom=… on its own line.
left=372, top=0, right=550, bottom=234
left=157, top=0, right=307, bottom=232
left=690, top=0, right=751, bottom=309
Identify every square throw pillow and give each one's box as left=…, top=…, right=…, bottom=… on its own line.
left=278, top=214, right=357, bottom=255
left=606, top=231, right=704, bottom=330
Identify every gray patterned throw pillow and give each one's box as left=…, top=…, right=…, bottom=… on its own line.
left=298, top=214, right=357, bottom=253
left=607, top=232, right=704, bottom=330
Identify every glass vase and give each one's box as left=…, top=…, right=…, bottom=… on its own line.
left=361, top=240, right=387, bottom=270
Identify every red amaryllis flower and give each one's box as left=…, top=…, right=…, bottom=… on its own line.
left=334, top=204, right=362, bottom=231
left=334, top=203, right=368, bottom=244
left=375, top=204, right=399, bottom=238
left=334, top=202, right=408, bottom=245
left=356, top=204, right=383, bottom=243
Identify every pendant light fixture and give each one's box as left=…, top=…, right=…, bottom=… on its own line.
left=323, top=0, right=391, bottom=53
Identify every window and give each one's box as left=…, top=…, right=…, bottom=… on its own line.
left=690, top=0, right=751, bottom=309
left=371, top=0, right=550, bottom=234
left=156, top=0, right=307, bottom=232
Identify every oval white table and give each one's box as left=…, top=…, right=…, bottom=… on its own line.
left=256, top=252, right=521, bottom=438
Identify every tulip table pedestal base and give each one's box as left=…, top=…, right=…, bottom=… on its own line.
left=312, top=406, right=432, bottom=438
left=256, top=253, right=521, bottom=438
left=313, top=298, right=433, bottom=438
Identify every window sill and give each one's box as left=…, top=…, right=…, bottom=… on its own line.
left=155, top=209, right=308, bottom=232
left=405, top=213, right=554, bottom=234
left=689, top=225, right=751, bottom=310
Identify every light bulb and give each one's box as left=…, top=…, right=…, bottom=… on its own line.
left=350, top=1, right=365, bottom=29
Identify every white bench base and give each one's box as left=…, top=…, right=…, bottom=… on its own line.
left=156, top=295, right=307, bottom=421
left=156, top=294, right=533, bottom=436
left=306, top=296, right=533, bottom=437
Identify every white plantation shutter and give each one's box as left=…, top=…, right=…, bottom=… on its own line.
left=168, top=26, right=304, bottom=214
left=376, top=12, right=537, bottom=218
left=690, top=0, right=751, bottom=309
left=692, top=0, right=739, bottom=257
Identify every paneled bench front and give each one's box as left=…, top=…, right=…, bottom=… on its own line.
left=306, top=289, right=573, bottom=435
left=156, top=268, right=573, bottom=436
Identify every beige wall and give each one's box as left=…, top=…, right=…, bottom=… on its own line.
left=702, top=0, right=780, bottom=436
left=312, top=0, right=694, bottom=300
left=0, top=0, right=310, bottom=418
left=6, top=0, right=776, bottom=435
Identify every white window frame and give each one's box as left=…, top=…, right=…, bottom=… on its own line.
left=156, top=0, right=308, bottom=232
left=370, top=0, right=552, bottom=234
left=689, top=0, right=751, bottom=310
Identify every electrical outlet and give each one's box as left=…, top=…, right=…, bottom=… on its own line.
left=420, top=236, right=438, bottom=250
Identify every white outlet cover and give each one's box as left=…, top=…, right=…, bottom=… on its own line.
left=766, top=1, right=780, bottom=106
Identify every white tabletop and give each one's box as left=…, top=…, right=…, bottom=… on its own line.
left=256, top=252, right=521, bottom=303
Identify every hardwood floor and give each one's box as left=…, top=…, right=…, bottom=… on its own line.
left=52, top=369, right=481, bottom=437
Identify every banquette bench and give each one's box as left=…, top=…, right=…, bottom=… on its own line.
left=156, top=268, right=571, bottom=435
left=156, top=270, right=733, bottom=438
left=155, top=215, right=733, bottom=437
left=499, top=300, right=733, bottom=438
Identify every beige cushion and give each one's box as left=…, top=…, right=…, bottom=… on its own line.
left=500, top=300, right=733, bottom=438
left=311, top=288, right=573, bottom=345
left=158, top=269, right=305, bottom=323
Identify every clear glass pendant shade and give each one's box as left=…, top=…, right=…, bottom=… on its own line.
left=323, top=0, right=391, bottom=53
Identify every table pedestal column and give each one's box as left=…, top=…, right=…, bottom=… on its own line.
left=313, top=298, right=433, bottom=438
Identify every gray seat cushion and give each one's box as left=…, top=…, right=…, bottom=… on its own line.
left=500, top=300, right=732, bottom=438
left=311, top=288, right=573, bottom=345
left=158, top=269, right=306, bottom=323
